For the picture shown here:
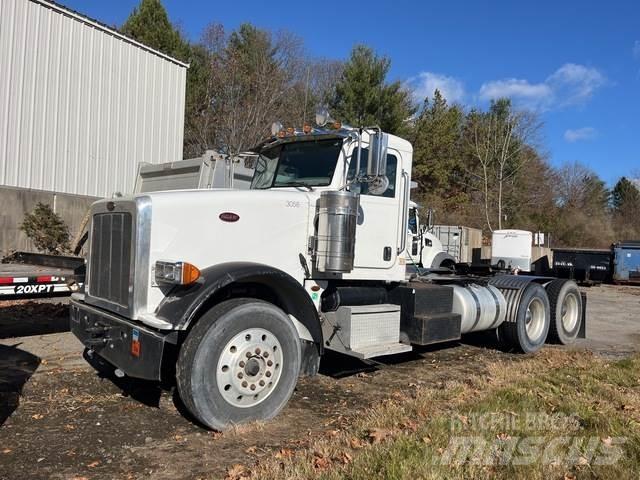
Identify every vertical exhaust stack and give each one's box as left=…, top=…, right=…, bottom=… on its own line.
left=315, top=191, right=360, bottom=273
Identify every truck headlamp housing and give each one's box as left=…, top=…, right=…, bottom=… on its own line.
left=155, top=261, right=200, bottom=285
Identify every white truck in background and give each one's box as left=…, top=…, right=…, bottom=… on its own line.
left=491, top=230, right=534, bottom=272
left=406, top=202, right=456, bottom=271
left=70, top=116, right=585, bottom=430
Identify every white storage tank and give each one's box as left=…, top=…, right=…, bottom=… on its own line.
left=491, top=230, right=533, bottom=272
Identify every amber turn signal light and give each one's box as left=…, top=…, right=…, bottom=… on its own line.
left=155, top=261, right=200, bottom=285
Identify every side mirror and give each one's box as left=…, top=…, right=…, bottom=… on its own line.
left=367, top=130, right=388, bottom=178
left=420, top=224, right=427, bottom=235
left=426, top=208, right=435, bottom=231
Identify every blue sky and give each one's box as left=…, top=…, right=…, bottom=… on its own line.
left=64, top=0, right=639, bottom=185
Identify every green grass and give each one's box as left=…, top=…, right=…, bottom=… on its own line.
left=243, top=351, right=640, bottom=480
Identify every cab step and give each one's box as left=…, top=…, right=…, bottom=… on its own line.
left=342, top=341, right=413, bottom=359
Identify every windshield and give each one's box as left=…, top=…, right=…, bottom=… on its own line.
left=251, top=138, right=342, bottom=189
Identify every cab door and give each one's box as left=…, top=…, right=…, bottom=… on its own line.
left=349, top=148, right=404, bottom=270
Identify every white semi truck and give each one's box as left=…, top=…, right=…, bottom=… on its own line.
left=406, top=201, right=456, bottom=271
left=70, top=119, right=585, bottom=430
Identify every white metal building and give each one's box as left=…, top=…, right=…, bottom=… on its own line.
left=0, top=0, right=188, bottom=198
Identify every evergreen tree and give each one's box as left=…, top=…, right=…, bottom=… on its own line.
left=611, top=177, right=640, bottom=213
left=329, top=45, right=415, bottom=134
left=121, top=0, right=186, bottom=58
left=611, top=176, right=640, bottom=241
left=412, top=90, right=463, bottom=193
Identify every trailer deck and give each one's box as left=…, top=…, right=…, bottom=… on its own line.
left=0, top=252, right=84, bottom=298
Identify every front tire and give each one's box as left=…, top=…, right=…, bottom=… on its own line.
left=176, top=298, right=301, bottom=430
left=546, top=279, right=582, bottom=345
left=499, top=283, right=550, bottom=353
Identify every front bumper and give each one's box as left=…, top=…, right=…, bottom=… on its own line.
left=70, top=298, right=177, bottom=381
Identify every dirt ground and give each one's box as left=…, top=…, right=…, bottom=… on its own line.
left=0, top=284, right=638, bottom=480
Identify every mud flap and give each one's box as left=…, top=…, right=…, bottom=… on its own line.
left=578, top=292, right=587, bottom=339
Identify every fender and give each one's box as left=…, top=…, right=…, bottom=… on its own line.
left=430, top=252, right=456, bottom=269
left=155, top=262, right=323, bottom=352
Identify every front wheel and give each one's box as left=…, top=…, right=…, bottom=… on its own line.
left=176, top=298, right=301, bottom=430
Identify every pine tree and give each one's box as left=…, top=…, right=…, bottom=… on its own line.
left=412, top=89, right=463, bottom=193
left=329, top=45, right=415, bottom=134
left=121, top=0, right=187, bottom=58
left=611, top=177, right=640, bottom=213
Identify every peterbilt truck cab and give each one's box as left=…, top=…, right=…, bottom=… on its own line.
left=70, top=122, right=585, bottom=430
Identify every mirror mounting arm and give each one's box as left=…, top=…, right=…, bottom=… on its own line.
left=344, top=128, right=364, bottom=190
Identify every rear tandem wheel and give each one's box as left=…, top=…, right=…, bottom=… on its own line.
left=498, top=283, right=551, bottom=353
left=545, top=279, right=582, bottom=345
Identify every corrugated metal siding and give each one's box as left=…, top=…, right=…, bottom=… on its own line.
left=0, top=0, right=187, bottom=198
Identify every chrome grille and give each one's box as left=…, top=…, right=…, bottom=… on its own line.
left=88, top=212, right=133, bottom=308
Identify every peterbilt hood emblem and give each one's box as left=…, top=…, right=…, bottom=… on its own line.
left=219, top=212, right=240, bottom=222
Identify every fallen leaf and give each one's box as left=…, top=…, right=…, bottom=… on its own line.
left=244, top=446, right=257, bottom=454
left=225, top=464, right=250, bottom=480
left=87, top=460, right=100, bottom=468
left=368, top=428, right=394, bottom=445
left=564, top=473, right=576, bottom=480
left=349, top=437, right=365, bottom=449
left=31, top=414, right=44, bottom=420
left=335, top=451, right=352, bottom=465
left=601, top=436, right=613, bottom=447
left=401, top=420, right=418, bottom=432
left=2, top=449, right=11, bottom=454
left=275, top=448, right=294, bottom=459
left=422, top=435, right=432, bottom=444
left=325, top=429, right=340, bottom=437
left=313, top=455, right=332, bottom=470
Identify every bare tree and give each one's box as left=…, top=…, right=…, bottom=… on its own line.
left=187, top=23, right=342, bottom=160
left=465, top=100, right=542, bottom=231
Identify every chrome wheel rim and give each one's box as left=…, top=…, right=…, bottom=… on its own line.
left=525, top=297, right=545, bottom=342
left=217, top=328, right=283, bottom=408
left=561, top=292, right=579, bottom=332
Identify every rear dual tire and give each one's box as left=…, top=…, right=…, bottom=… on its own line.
left=499, top=283, right=550, bottom=353
left=546, top=279, right=582, bottom=345
left=176, top=298, right=301, bottom=431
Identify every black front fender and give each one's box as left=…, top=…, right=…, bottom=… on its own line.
left=155, top=262, right=323, bottom=351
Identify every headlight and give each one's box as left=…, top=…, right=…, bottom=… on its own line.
left=155, top=261, right=200, bottom=285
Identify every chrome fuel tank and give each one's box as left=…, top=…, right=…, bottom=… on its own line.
left=315, top=191, right=359, bottom=273
left=451, top=284, right=507, bottom=334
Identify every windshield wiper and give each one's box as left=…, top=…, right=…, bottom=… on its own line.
left=278, top=181, right=314, bottom=191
